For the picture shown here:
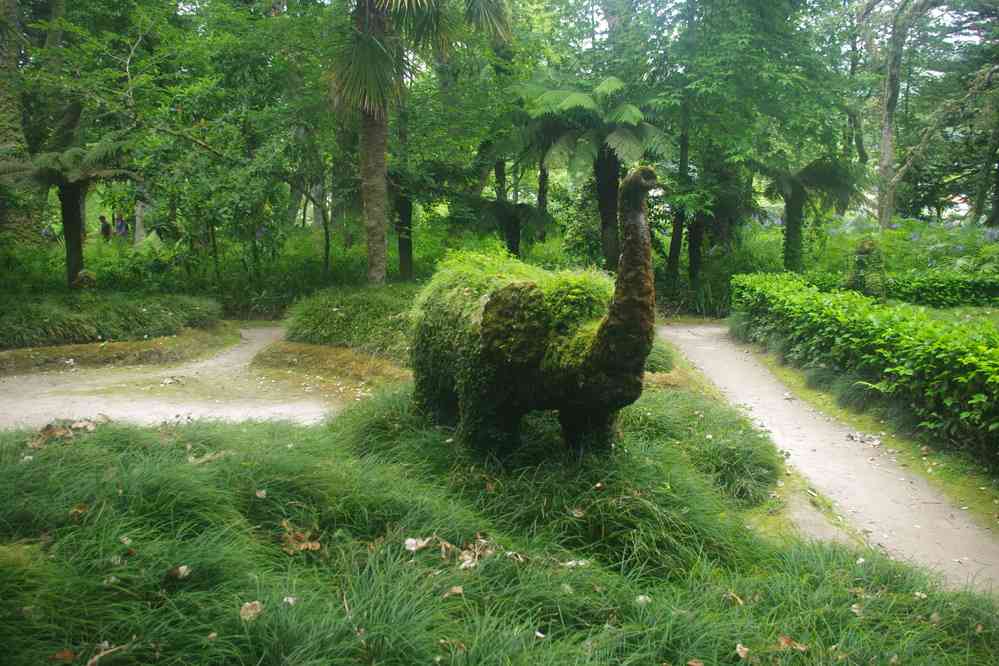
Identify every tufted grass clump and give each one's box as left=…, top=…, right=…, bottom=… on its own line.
left=284, top=284, right=422, bottom=364
left=1, top=395, right=997, bottom=664
left=0, top=292, right=221, bottom=350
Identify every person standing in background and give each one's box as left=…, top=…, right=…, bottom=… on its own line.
left=100, top=215, right=112, bottom=241
left=114, top=212, right=128, bottom=239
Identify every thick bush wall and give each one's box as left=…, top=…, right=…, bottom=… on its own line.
left=0, top=293, right=221, bottom=350
left=805, top=270, right=999, bottom=308
left=731, top=273, right=999, bottom=453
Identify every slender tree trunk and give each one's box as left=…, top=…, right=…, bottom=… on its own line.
left=876, top=0, right=942, bottom=228
left=322, top=210, right=332, bottom=279
left=537, top=161, right=549, bottom=214
left=287, top=177, right=305, bottom=226
left=494, top=160, right=507, bottom=201
left=58, top=181, right=86, bottom=288
left=987, top=155, right=999, bottom=228
left=360, top=110, right=388, bottom=284
left=783, top=183, right=806, bottom=272
left=972, top=123, right=999, bottom=224
left=594, top=146, right=621, bottom=271
left=666, top=93, right=691, bottom=285
left=396, top=194, right=413, bottom=280
left=687, top=212, right=704, bottom=293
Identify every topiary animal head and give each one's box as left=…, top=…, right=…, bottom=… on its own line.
left=619, top=167, right=659, bottom=218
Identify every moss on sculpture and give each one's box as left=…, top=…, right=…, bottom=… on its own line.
left=411, top=167, right=659, bottom=452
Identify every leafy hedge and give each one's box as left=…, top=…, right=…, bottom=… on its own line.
left=805, top=270, right=999, bottom=308
left=0, top=292, right=222, bottom=350
left=731, top=273, right=999, bottom=454
left=284, top=284, right=422, bottom=364
left=884, top=271, right=999, bottom=308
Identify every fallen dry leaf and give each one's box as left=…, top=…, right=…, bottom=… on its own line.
left=49, top=649, right=76, bottom=663
left=240, top=600, right=263, bottom=622
left=443, top=585, right=464, bottom=599
left=850, top=603, right=863, bottom=617
left=69, top=503, right=88, bottom=520
left=167, top=565, right=192, bottom=579
left=736, top=643, right=750, bottom=659
left=687, top=660, right=704, bottom=666
left=282, top=596, right=298, bottom=606
left=207, top=632, right=218, bottom=641
left=187, top=451, right=226, bottom=465
left=777, top=635, right=809, bottom=652
left=570, top=507, right=586, bottom=518
left=635, top=594, right=652, bottom=607
left=255, top=489, right=267, bottom=499
left=724, top=590, right=745, bottom=606
left=929, top=611, right=941, bottom=624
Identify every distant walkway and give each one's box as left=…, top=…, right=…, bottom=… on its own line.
left=0, top=327, right=333, bottom=429
left=660, top=323, right=999, bottom=593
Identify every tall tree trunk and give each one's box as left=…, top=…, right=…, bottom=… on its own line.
left=287, top=177, right=305, bottom=225
left=360, top=110, right=388, bottom=284
left=58, top=180, right=86, bottom=288
left=687, top=212, right=705, bottom=294
left=594, top=146, right=621, bottom=271
left=783, top=182, right=806, bottom=272
left=396, top=194, right=413, bottom=279
left=536, top=161, right=549, bottom=241
left=666, top=92, right=691, bottom=285
left=972, top=122, right=999, bottom=224
left=537, top=161, right=549, bottom=214
left=494, top=159, right=507, bottom=201
left=876, top=0, right=942, bottom=228
left=987, top=155, right=999, bottom=228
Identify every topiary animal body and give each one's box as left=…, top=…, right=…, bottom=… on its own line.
left=412, top=167, right=659, bottom=452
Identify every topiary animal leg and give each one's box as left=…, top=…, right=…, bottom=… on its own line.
left=457, top=393, right=522, bottom=455
left=413, top=370, right=459, bottom=425
left=558, top=409, right=616, bottom=450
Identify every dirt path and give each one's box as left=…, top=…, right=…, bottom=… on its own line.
left=0, top=327, right=333, bottom=429
left=660, top=323, right=999, bottom=593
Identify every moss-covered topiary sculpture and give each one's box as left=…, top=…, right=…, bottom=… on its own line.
left=411, top=166, right=659, bottom=452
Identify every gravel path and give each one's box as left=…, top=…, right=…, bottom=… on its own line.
left=660, top=323, right=999, bottom=593
left=0, top=327, right=333, bottom=429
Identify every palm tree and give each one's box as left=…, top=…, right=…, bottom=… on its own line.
left=329, top=0, right=509, bottom=284
left=755, top=157, right=855, bottom=272
left=1, top=138, right=132, bottom=287
left=515, top=75, right=668, bottom=270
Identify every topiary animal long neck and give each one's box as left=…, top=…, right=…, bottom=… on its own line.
left=588, top=167, right=657, bottom=379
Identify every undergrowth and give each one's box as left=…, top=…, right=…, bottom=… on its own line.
left=2, top=386, right=994, bottom=664
left=284, top=284, right=422, bottom=364
left=0, top=292, right=221, bottom=350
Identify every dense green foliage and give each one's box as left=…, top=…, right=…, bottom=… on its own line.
left=285, top=284, right=422, bottom=364
left=0, top=293, right=220, bottom=350
left=808, top=269, right=999, bottom=308
left=3, top=390, right=995, bottom=664
left=731, top=273, right=999, bottom=456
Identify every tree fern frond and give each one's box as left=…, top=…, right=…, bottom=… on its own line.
left=569, top=129, right=600, bottom=178
left=607, top=103, right=644, bottom=126
left=593, top=76, right=625, bottom=98
left=543, top=130, right=579, bottom=169
left=605, top=127, right=644, bottom=164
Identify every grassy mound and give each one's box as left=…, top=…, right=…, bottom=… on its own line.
left=284, top=284, right=422, bottom=364
left=0, top=322, right=239, bottom=376
left=0, top=293, right=222, bottom=350
left=1, top=390, right=995, bottom=664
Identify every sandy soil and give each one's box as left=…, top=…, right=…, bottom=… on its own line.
left=661, top=323, right=999, bottom=593
left=0, top=327, right=333, bottom=429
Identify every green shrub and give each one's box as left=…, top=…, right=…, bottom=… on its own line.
left=731, top=273, right=999, bottom=456
left=644, top=340, right=674, bottom=373
left=284, top=284, right=422, bottom=363
left=0, top=292, right=221, bottom=350
left=884, top=270, right=999, bottom=308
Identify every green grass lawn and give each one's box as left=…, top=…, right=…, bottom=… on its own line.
left=1, top=381, right=995, bottom=664
left=921, top=304, right=999, bottom=330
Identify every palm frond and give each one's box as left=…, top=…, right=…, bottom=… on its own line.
left=636, top=122, right=670, bottom=157
left=593, top=76, right=625, bottom=98
left=329, top=14, right=405, bottom=116
left=463, top=0, right=510, bottom=39
left=605, top=126, right=644, bottom=164
left=607, top=102, right=644, bottom=126
left=569, top=129, right=600, bottom=178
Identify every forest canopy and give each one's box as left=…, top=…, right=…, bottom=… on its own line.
left=0, top=0, right=997, bottom=314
